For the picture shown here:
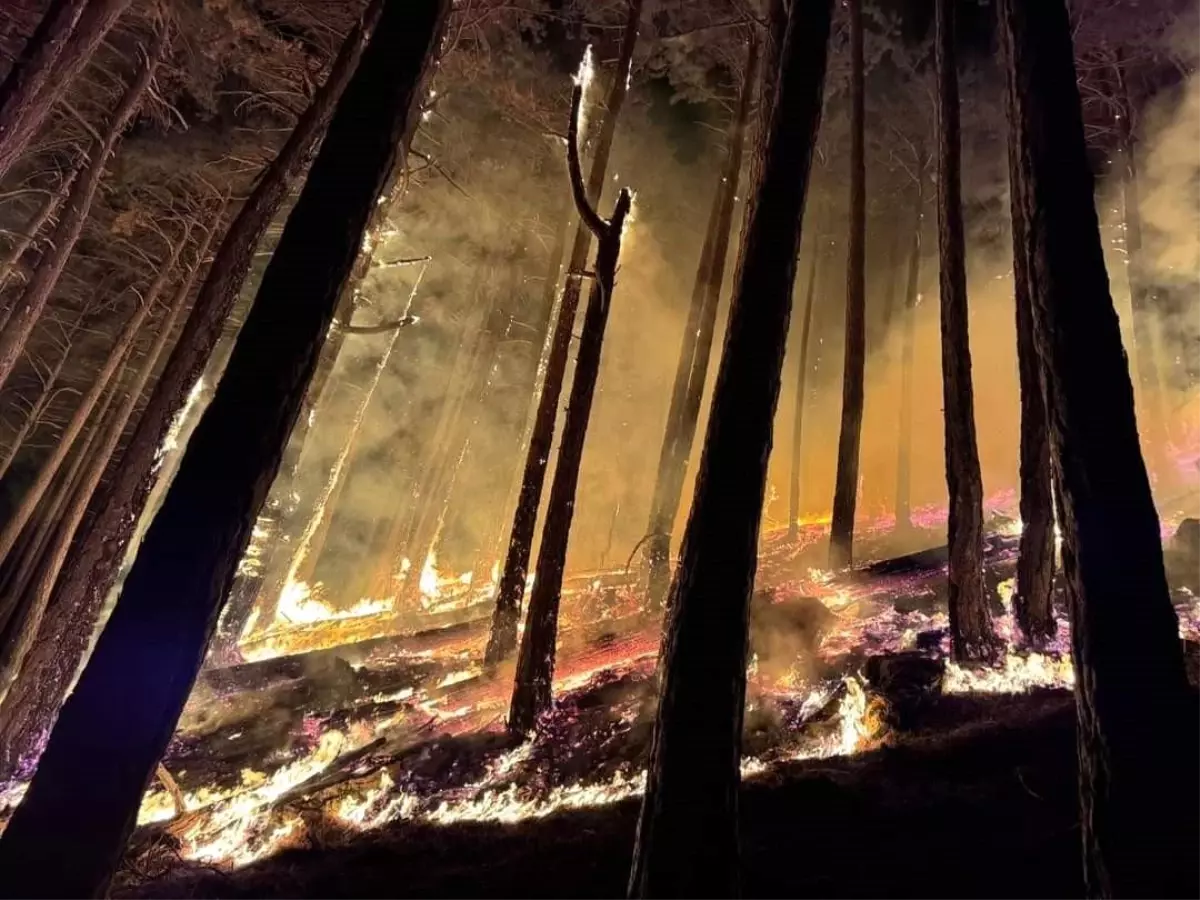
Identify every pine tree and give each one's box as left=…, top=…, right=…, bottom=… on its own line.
left=629, top=0, right=834, bottom=893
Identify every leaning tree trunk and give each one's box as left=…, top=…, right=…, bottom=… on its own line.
left=508, top=83, right=633, bottom=733
left=0, top=2, right=446, bottom=892
left=629, top=1, right=833, bottom=895
left=0, top=3, right=382, bottom=775
left=1003, top=62, right=1056, bottom=646
left=997, top=1, right=1198, bottom=896
left=0, top=217, right=219, bottom=694
left=643, top=35, right=760, bottom=610
left=0, top=156, right=82, bottom=299
left=895, top=187, right=924, bottom=531
left=0, top=227, right=188, bottom=570
left=828, top=0, right=867, bottom=569
left=935, top=0, right=996, bottom=663
left=484, top=0, right=644, bottom=667
left=0, top=29, right=164, bottom=394
left=0, top=0, right=132, bottom=184
left=787, top=235, right=820, bottom=541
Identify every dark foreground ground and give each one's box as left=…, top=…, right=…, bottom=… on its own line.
left=119, top=690, right=1108, bottom=899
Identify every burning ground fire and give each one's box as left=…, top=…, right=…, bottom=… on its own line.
left=4, top=497, right=1199, bottom=880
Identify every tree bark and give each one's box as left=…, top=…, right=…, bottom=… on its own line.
left=0, top=2, right=382, bottom=766
left=787, top=235, right=820, bottom=541
left=997, top=1, right=1198, bottom=895
left=628, top=1, right=832, bottom=894
left=484, top=0, right=644, bottom=668
left=828, top=0, right=867, bottom=569
left=895, top=187, right=924, bottom=531
left=0, top=0, right=131, bottom=184
left=1, top=216, right=218, bottom=694
left=0, top=226, right=188, bottom=570
left=643, top=36, right=760, bottom=611
left=935, top=0, right=996, bottom=662
left=0, top=29, right=165, bottom=394
left=508, top=83, right=634, bottom=734
left=0, top=2, right=446, bottom=892
left=1003, top=44, right=1056, bottom=646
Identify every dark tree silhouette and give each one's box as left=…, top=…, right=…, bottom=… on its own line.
left=828, top=0, right=867, bottom=569
left=643, top=35, right=760, bottom=609
left=894, top=183, right=924, bottom=531
left=508, top=82, right=633, bottom=733
left=628, top=0, right=833, bottom=894
left=0, top=1, right=382, bottom=781
left=0, top=1, right=448, bottom=894
left=934, top=0, right=996, bottom=662
left=998, top=0, right=1198, bottom=894
left=787, top=230, right=821, bottom=541
left=485, top=0, right=645, bottom=667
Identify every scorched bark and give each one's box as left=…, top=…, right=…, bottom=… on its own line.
left=934, top=0, right=996, bottom=662
left=508, top=81, right=633, bottom=734
left=997, top=0, right=1198, bottom=895
left=788, top=232, right=820, bottom=541
left=485, top=0, right=644, bottom=667
left=0, top=1, right=447, bottom=894
left=629, top=0, right=833, bottom=894
left=828, top=0, right=867, bottom=569
left=0, top=1, right=382, bottom=783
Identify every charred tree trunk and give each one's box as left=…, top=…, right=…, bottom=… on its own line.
left=828, top=0, right=867, bottom=569
left=787, top=236, right=820, bottom=541
left=0, top=5, right=382, bottom=775
left=0, top=158, right=82, bottom=299
left=0, top=0, right=132, bottom=184
left=484, top=0, right=644, bottom=667
left=997, top=1, right=1198, bottom=895
left=0, top=227, right=188, bottom=570
left=895, top=188, right=924, bottom=531
left=508, top=84, right=634, bottom=733
left=0, top=30, right=164, bottom=394
left=643, top=38, right=760, bottom=610
left=0, top=2, right=446, bottom=892
left=628, top=1, right=833, bottom=894
left=878, top=216, right=903, bottom=339
left=935, top=0, right=996, bottom=662
left=1003, top=52, right=1056, bottom=646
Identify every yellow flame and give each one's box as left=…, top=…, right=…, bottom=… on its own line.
left=419, top=552, right=440, bottom=599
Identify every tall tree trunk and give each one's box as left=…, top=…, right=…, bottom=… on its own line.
left=0, top=4, right=383, bottom=770
left=1111, top=57, right=1166, bottom=451
left=935, top=0, right=996, bottom=662
left=787, top=236, right=820, bottom=541
left=628, top=1, right=833, bottom=894
left=0, top=157, right=82, bottom=299
left=877, top=217, right=903, bottom=339
left=0, top=226, right=187, bottom=570
left=508, top=83, right=634, bottom=733
left=643, top=36, right=760, bottom=610
left=828, top=0, right=867, bottom=569
left=0, top=0, right=131, bottom=183
left=997, top=1, right=1197, bottom=895
left=895, top=188, right=924, bottom=531
left=0, top=2, right=445, bottom=891
left=1004, top=55, right=1056, bottom=646
left=0, top=29, right=165, bottom=394
left=484, top=0, right=644, bottom=667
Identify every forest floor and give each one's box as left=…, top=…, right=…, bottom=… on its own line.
left=101, top=498, right=1199, bottom=898
left=121, top=688, right=1088, bottom=898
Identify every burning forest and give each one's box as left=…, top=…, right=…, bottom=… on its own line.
left=0, top=0, right=1195, bottom=896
